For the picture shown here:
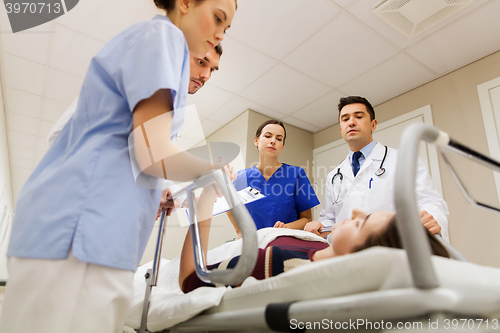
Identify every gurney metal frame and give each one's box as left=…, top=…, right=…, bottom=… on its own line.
left=138, top=169, right=258, bottom=333
left=160, top=123, right=500, bottom=332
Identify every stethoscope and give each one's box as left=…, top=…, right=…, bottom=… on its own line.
left=331, top=145, right=388, bottom=204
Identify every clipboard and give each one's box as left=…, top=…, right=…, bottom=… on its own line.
left=212, top=186, right=265, bottom=216
left=181, top=187, right=265, bottom=226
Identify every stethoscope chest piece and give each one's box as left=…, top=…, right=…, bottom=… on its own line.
left=375, top=168, right=385, bottom=176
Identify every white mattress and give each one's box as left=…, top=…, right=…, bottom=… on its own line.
left=126, top=230, right=500, bottom=332
left=207, top=247, right=500, bottom=314
left=126, top=228, right=328, bottom=331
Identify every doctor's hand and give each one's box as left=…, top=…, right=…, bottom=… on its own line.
left=304, top=221, right=325, bottom=236
left=419, top=210, right=441, bottom=235
left=157, top=187, right=181, bottom=218
left=273, top=221, right=289, bottom=228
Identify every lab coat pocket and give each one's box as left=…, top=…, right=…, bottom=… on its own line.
left=366, top=178, right=395, bottom=212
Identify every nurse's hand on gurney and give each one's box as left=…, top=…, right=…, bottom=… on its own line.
left=273, top=221, right=289, bottom=228
left=157, top=188, right=182, bottom=218
left=156, top=164, right=236, bottom=219
left=272, top=209, right=314, bottom=230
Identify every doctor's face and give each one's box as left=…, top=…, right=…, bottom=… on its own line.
left=255, top=124, right=285, bottom=157
left=189, top=48, right=220, bottom=94
left=339, top=103, right=377, bottom=151
left=330, top=209, right=394, bottom=256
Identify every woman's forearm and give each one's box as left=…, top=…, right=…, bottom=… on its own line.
left=286, top=209, right=313, bottom=230
left=226, top=211, right=242, bottom=239
left=285, top=217, right=310, bottom=230
left=179, top=185, right=217, bottom=292
left=132, top=89, right=217, bottom=182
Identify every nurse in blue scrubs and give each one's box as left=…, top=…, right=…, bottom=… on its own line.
left=231, top=120, right=320, bottom=235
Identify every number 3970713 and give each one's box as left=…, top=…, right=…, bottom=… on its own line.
left=5, top=2, right=62, bottom=14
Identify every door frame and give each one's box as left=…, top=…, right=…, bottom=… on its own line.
left=477, top=76, right=500, bottom=206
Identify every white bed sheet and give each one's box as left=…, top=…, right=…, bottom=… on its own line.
left=126, top=228, right=328, bottom=331
left=127, top=229, right=500, bottom=332
left=207, top=247, right=500, bottom=314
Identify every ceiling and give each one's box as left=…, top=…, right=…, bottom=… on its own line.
left=1, top=0, right=500, bottom=202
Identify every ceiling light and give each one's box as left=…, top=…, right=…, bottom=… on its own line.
left=373, top=0, right=475, bottom=38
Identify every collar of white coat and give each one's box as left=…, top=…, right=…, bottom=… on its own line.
left=368, top=142, right=387, bottom=161
left=340, top=142, right=386, bottom=180
left=348, top=140, right=377, bottom=164
left=340, top=142, right=386, bottom=167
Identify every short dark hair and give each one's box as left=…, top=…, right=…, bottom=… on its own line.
left=255, top=119, right=286, bottom=145
left=352, top=215, right=450, bottom=258
left=154, top=0, right=179, bottom=12
left=214, top=43, right=223, bottom=57
left=338, top=96, right=375, bottom=121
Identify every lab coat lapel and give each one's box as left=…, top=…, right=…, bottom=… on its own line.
left=357, top=142, right=384, bottom=176
left=340, top=156, right=354, bottom=183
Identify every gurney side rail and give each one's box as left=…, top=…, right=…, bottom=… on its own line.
left=396, top=123, right=500, bottom=287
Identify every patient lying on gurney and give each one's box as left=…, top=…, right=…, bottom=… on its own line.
left=179, top=186, right=450, bottom=293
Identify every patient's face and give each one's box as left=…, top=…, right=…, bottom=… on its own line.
left=330, top=209, right=394, bottom=256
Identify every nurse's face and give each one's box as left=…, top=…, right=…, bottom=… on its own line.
left=180, top=0, right=236, bottom=58
left=339, top=103, right=377, bottom=152
left=254, top=124, right=285, bottom=157
left=188, top=48, right=220, bottom=94
left=330, top=209, right=393, bottom=256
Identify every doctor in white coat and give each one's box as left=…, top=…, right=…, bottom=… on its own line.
left=305, top=96, right=449, bottom=241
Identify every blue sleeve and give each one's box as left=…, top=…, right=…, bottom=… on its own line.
left=233, top=169, right=249, bottom=191
left=295, top=167, right=320, bottom=213
left=94, top=20, right=187, bottom=112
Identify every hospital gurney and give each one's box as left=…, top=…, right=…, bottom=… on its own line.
left=136, top=169, right=258, bottom=333
left=130, top=124, right=500, bottom=332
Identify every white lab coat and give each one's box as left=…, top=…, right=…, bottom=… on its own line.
left=318, top=142, right=449, bottom=241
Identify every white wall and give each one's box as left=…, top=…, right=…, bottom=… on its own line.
left=0, top=79, right=14, bottom=282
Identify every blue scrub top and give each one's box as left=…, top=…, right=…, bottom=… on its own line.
left=233, top=164, right=320, bottom=229
left=8, top=16, right=190, bottom=271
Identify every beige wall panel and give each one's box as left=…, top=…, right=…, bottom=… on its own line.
left=314, top=124, right=342, bottom=149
